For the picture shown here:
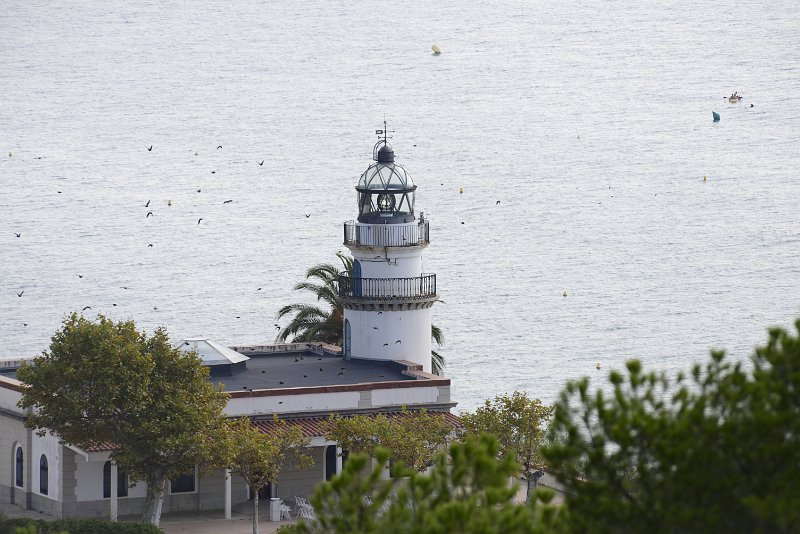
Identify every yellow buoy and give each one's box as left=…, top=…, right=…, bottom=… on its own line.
left=459, top=187, right=463, bottom=194
left=432, top=44, right=441, bottom=55
left=703, top=175, right=707, bottom=182
left=167, top=200, right=172, bottom=206
left=595, top=362, right=601, bottom=370
left=562, top=291, right=567, bottom=297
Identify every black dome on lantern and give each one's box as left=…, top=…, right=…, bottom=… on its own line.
left=377, top=144, right=395, bottom=163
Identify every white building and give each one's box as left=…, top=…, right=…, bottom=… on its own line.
left=0, top=131, right=454, bottom=520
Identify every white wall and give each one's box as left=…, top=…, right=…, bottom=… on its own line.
left=225, top=391, right=362, bottom=417
left=0, top=380, right=22, bottom=413
left=75, top=458, right=145, bottom=502
left=31, top=432, right=61, bottom=501
left=346, top=307, right=432, bottom=372
left=352, top=246, right=423, bottom=279
left=371, top=386, right=440, bottom=407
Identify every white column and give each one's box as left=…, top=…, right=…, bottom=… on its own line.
left=224, top=468, right=231, bottom=519
left=110, top=462, right=118, bottom=522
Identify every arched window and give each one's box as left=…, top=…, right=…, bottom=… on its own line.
left=103, top=461, right=129, bottom=498
left=15, top=447, right=23, bottom=488
left=39, top=455, right=48, bottom=495
left=325, top=445, right=337, bottom=481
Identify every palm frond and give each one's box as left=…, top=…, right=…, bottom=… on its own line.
left=431, top=349, right=445, bottom=376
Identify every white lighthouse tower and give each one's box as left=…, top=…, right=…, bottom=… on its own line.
left=340, top=128, right=438, bottom=373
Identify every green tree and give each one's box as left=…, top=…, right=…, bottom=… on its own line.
left=224, top=417, right=313, bottom=534
left=323, top=409, right=451, bottom=473
left=545, top=319, right=800, bottom=534
left=276, top=252, right=446, bottom=374
left=283, top=435, right=566, bottom=534
left=461, top=391, right=554, bottom=502
left=17, top=313, right=229, bottom=526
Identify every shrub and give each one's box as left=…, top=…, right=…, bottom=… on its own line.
left=0, top=518, right=162, bottom=534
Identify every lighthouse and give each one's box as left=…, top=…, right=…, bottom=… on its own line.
left=340, top=127, right=438, bottom=373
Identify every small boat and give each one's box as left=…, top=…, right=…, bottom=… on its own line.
left=728, top=92, right=743, bottom=103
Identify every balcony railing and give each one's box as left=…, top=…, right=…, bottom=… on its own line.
left=338, top=273, right=437, bottom=301
left=344, top=220, right=429, bottom=247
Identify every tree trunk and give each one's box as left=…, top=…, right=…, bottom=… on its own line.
left=252, top=490, right=259, bottom=534
left=141, top=475, right=166, bottom=526
left=525, top=470, right=545, bottom=503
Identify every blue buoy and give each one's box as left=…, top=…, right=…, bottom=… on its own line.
left=712, top=111, right=720, bottom=122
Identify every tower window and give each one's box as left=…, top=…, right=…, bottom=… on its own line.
left=15, top=447, right=23, bottom=488
left=39, top=455, right=48, bottom=495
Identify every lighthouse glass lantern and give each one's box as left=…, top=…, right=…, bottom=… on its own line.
left=356, top=142, right=416, bottom=224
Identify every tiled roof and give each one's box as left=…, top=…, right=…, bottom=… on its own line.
left=81, top=412, right=461, bottom=452
left=252, top=411, right=462, bottom=438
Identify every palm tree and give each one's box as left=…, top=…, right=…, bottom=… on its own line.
left=276, top=253, right=445, bottom=375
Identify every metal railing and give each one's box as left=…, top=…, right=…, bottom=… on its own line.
left=343, top=220, right=429, bottom=247
left=338, top=273, right=437, bottom=301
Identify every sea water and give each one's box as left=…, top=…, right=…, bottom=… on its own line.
left=1, top=0, right=799, bottom=410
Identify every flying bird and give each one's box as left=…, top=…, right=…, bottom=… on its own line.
left=147, top=145, right=153, bottom=151
left=217, top=145, right=223, bottom=149
left=304, top=214, right=310, bottom=218
left=82, top=306, right=91, bottom=311
left=16, top=291, right=24, bottom=297
left=223, top=200, right=233, bottom=204
left=211, top=171, right=216, bottom=174
left=337, top=372, right=344, bottom=376
left=78, top=275, right=83, bottom=278
left=196, top=188, right=201, bottom=193
left=258, top=160, right=264, bottom=166
left=148, top=243, right=153, bottom=247
left=14, top=232, right=21, bottom=238
left=377, top=311, right=382, bottom=315
left=395, top=340, right=402, bottom=344
left=383, top=343, right=389, bottom=347
left=496, top=200, right=501, bottom=205
left=319, top=367, right=323, bottom=372
left=197, top=218, right=203, bottom=225
left=279, top=381, right=284, bottom=384
left=146, top=211, right=153, bottom=218
left=145, top=200, right=150, bottom=207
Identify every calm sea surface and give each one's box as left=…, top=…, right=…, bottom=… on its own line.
left=2, top=0, right=799, bottom=410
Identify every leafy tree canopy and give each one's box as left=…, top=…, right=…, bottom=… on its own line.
left=224, top=417, right=313, bottom=534
left=545, top=319, right=800, bottom=534
left=17, top=313, right=229, bottom=526
left=284, top=435, right=565, bottom=534
left=323, top=409, right=452, bottom=473
left=460, top=391, right=554, bottom=501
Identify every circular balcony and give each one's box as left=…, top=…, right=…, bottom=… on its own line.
left=343, top=220, right=429, bottom=248
left=338, top=273, right=437, bottom=302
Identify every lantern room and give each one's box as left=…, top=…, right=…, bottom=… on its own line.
left=356, top=141, right=416, bottom=224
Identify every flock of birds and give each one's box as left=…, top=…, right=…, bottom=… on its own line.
left=9, top=142, right=281, bottom=332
